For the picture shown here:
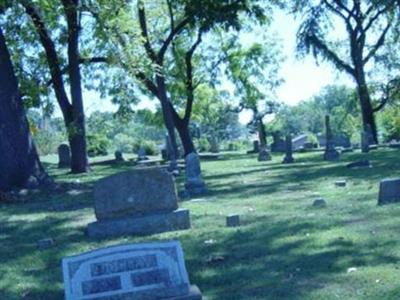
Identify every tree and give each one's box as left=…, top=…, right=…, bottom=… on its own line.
left=224, top=35, right=283, bottom=150
left=88, top=0, right=269, bottom=161
left=20, top=0, right=89, bottom=173
left=0, top=25, right=47, bottom=191
left=296, top=0, right=399, bottom=143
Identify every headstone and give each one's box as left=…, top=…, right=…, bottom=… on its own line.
left=378, top=178, right=400, bottom=205
left=184, top=153, right=207, bottom=197
left=87, top=168, right=191, bottom=239
left=346, top=159, right=372, bottom=169
left=271, top=134, right=286, bottom=152
left=323, top=115, right=340, bottom=161
left=312, top=198, right=327, bottom=208
left=137, top=147, right=148, bottom=161
left=226, top=215, right=240, bottom=227
left=258, top=147, right=271, bottom=161
left=114, top=150, right=125, bottom=162
left=163, top=133, right=174, bottom=161
left=209, top=137, right=219, bottom=153
left=58, top=144, right=71, bottom=168
left=62, top=241, right=203, bottom=300
left=292, top=134, right=309, bottom=151
left=282, top=134, right=294, bottom=164
left=335, top=180, right=347, bottom=187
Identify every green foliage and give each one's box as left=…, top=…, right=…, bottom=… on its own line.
left=87, top=134, right=110, bottom=157
left=196, top=137, right=210, bottom=152
left=32, top=129, right=64, bottom=156
left=380, top=105, right=400, bottom=142
left=132, top=139, right=159, bottom=155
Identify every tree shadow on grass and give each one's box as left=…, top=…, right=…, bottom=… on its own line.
left=183, top=216, right=399, bottom=300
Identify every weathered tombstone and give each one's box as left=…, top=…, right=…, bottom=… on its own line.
left=62, top=241, right=203, bottom=300
left=58, top=144, right=71, bottom=168
left=87, top=168, right=191, bottom=239
left=226, top=215, right=240, bottom=227
left=209, top=137, right=219, bottom=153
left=323, top=115, right=340, bottom=161
left=378, top=178, right=400, bottom=205
left=282, top=135, right=294, bottom=164
left=184, top=153, right=207, bottom=197
left=114, top=150, right=125, bottom=162
left=37, top=238, right=55, bottom=250
left=313, top=198, right=327, bottom=208
left=258, top=147, right=271, bottom=161
left=271, top=134, right=286, bottom=152
left=162, top=133, right=174, bottom=161
left=137, top=147, right=148, bottom=161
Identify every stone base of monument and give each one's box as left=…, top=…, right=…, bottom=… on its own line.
left=87, top=208, right=191, bottom=239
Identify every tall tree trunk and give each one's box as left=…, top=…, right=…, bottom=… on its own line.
left=24, top=0, right=88, bottom=173
left=157, top=76, right=179, bottom=169
left=175, top=118, right=195, bottom=156
left=63, top=0, right=88, bottom=173
left=0, top=27, right=47, bottom=191
left=356, top=74, right=378, bottom=144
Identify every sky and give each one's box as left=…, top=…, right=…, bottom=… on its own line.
left=81, top=9, right=354, bottom=122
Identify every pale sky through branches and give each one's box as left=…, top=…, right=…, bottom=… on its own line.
left=81, top=9, right=353, bottom=123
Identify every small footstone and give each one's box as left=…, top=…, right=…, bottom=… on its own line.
left=37, top=238, right=54, bottom=250
left=335, top=180, right=347, bottom=187
left=312, top=198, right=327, bottom=208
left=226, top=214, right=240, bottom=227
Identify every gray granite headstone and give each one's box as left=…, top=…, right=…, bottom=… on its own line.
left=115, top=151, right=124, bottom=162
left=137, top=147, right=148, bottom=161
left=58, top=144, right=71, bottom=168
left=226, top=215, right=240, bottom=227
left=378, top=178, right=400, bottom=205
left=323, top=115, right=340, bottom=161
left=87, top=168, right=191, bottom=238
left=184, top=153, right=207, bottom=197
left=62, top=241, right=202, bottom=300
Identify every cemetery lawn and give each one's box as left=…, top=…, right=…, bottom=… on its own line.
left=1, top=149, right=400, bottom=300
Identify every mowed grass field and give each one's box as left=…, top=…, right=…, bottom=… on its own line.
left=1, top=148, right=400, bottom=300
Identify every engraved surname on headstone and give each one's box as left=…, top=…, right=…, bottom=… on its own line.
left=62, top=241, right=192, bottom=300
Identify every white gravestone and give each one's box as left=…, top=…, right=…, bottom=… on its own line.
left=62, top=241, right=202, bottom=300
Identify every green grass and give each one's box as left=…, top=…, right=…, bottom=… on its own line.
left=1, top=149, right=400, bottom=299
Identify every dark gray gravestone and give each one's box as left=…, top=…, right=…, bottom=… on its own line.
left=323, top=115, right=340, bottom=161
left=226, top=215, right=240, bottom=227
left=87, top=168, right=191, bottom=238
left=378, top=178, right=400, bottom=205
left=282, top=135, right=294, bottom=164
left=58, top=144, right=71, bottom=168
left=247, top=140, right=260, bottom=154
left=184, top=153, right=207, bottom=197
left=137, top=147, right=148, bottom=161
left=114, top=150, right=124, bottom=162
left=62, top=241, right=203, bottom=300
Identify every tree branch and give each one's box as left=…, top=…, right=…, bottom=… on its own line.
left=138, top=4, right=157, bottom=63
left=363, top=22, right=391, bottom=64
left=183, top=30, right=203, bottom=124
left=21, top=0, right=72, bottom=117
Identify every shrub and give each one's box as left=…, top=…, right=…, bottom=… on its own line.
left=87, top=134, right=110, bottom=157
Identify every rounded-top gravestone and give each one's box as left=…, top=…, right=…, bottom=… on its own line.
left=58, top=144, right=71, bottom=168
